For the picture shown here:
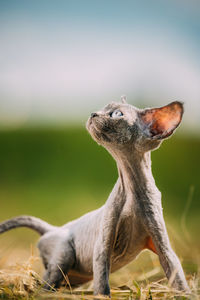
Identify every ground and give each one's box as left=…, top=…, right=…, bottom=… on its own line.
left=0, top=241, right=199, bottom=299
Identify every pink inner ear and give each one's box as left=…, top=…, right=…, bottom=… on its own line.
left=141, top=102, right=183, bottom=138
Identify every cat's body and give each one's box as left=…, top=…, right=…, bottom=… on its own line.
left=0, top=99, right=189, bottom=296
left=38, top=178, right=152, bottom=285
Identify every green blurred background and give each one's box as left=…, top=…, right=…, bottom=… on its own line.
left=0, top=127, right=199, bottom=237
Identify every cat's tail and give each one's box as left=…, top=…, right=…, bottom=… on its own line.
left=0, top=216, right=57, bottom=236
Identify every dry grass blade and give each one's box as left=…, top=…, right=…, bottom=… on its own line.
left=57, top=264, right=73, bottom=293
left=137, top=266, right=161, bottom=281
left=0, top=254, right=41, bottom=298
left=181, top=185, right=194, bottom=242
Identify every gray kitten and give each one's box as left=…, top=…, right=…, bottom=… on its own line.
left=0, top=99, right=189, bottom=296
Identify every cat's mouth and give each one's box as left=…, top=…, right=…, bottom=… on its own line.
left=86, top=117, right=110, bottom=143
left=86, top=117, right=101, bottom=138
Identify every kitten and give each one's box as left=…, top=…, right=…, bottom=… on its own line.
left=0, top=98, right=189, bottom=296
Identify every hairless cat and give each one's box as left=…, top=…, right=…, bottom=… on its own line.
left=0, top=98, right=189, bottom=296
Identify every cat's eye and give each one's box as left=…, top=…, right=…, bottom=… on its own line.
left=110, top=110, right=123, bottom=118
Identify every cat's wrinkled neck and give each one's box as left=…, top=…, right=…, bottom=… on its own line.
left=108, top=146, right=160, bottom=202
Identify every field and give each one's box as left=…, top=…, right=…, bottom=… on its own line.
left=0, top=127, right=199, bottom=299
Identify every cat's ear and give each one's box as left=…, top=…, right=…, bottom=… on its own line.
left=139, top=101, right=184, bottom=140
left=121, top=95, right=127, bottom=104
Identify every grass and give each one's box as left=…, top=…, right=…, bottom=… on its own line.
left=0, top=248, right=199, bottom=299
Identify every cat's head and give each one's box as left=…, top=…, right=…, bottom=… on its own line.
left=86, top=99, right=183, bottom=152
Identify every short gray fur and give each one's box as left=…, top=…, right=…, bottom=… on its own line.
left=0, top=99, right=189, bottom=296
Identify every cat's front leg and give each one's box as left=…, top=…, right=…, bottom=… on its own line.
left=143, top=208, right=190, bottom=292
left=93, top=238, right=111, bottom=296
left=92, top=180, right=125, bottom=296
left=158, top=246, right=190, bottom=291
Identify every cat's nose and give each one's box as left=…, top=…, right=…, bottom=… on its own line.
left=91, top=112, right=98, bottom=118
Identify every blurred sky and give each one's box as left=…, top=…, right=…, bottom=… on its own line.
left=0, top=0, right=200, bottom=131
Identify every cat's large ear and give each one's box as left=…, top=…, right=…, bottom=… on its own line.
left=139, top=101, right=184, bottom=140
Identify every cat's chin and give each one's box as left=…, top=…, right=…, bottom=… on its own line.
left=86, top=117, right=92, bottom=129
left=86, top=118, right=101, bottom=143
